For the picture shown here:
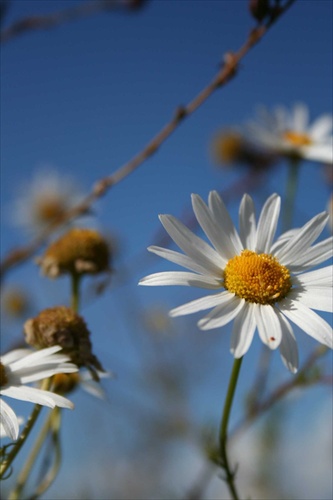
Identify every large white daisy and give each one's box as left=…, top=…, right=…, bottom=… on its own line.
left=139, top=192, right=333, bottom=372
left=247, top=103, right=333, bottom=164
left=0, top=345, right=78, bottom=440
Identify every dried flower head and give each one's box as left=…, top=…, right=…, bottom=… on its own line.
left=23, top=306, right=104, bottom=376
left=211, top=129, right=275, bottom=170
left=36, top=228, right=111, bottom=278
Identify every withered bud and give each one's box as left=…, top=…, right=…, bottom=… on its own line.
left=249, top=0, right=271, bottom=22
left=211, top=130, right=246, bottom=166
left=24, top=306, right=104, bottom=375
left=52, top=372, right=80, bottom=395
left=36, top=228, right=110, bottom=278
left=211, top=129, right=276, bottom=171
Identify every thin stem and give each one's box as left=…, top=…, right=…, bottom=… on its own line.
left=283, top=158, right=300, bottom=231
left=71, top=273, right=81, bottom=312
left=218, top=356, right=243, bottom=500
left=8, top=409, right=60, bottom=500
left=0, top=379, right=51, bottom=479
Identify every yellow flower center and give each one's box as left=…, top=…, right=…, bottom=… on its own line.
left=223, top=250, right=291, bottom=305
left=283, top=130, right=312, bottom=147
left=0, top=362, right=8, bottom=387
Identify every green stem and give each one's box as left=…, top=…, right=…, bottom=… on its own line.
left=70, top=272, right=81, bottom=312
left=283, top=158, right=300, bottom=231
left=218, top=357, right=243, bottom=500
left=0, top=379, right=51, bottom=480
left=8, top=408, right=61, bottom=500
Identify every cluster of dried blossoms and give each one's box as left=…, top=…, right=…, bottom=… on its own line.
left=1, top=227, right=112, bottom=443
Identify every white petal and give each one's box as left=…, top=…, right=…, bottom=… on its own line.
left=254, top=305, right=282, bottom=350
left=279, top=298, right=333, bottom=348
left=255, top=194, right=281, bottom=253
left=147, top=245, right=220, bottom=276
left=309, top=114, right=333, bottom=140
left=288, top=287, right=333, bottom=312
left=0, top=399, right=19, bottom=440
left=159, top=214, right=224, bottom=274
left=191, top=194, right=233, bottom=261
left=208, top=191, right=243, bottom=255
left=239, top=194, right=256, bottom=250
left=1, top=348, right=34, bottom=366
left=288, top=237, right=333, bottom=270
left=230, top=303, right=256, bottom=358
left=139, top=271, right=222, bottom=289
left=170, top=291, right=230, bottom=317
left=303, top=144, right=333, bottom=164
left=1, top=386, right=74, bottom=409
left=274, top=309, right=299, bottom=373
left=292, top=103, right=309, bottom=132
left=17, top=363, right=78, bottom=385
left=198, top=296, right=245, bottom=330
left=293, top=266, right=333, bottom=288
left=275, top=212, right=329, bottom=264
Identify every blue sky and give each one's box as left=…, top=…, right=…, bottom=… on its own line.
left=1, top=1, right=332, bottom=499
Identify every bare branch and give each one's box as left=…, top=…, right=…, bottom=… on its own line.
left=0, top=0, right=297, bottom=280
left=1, top=0, right=147, bottom=43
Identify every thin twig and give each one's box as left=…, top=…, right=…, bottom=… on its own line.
left=1, top=0, right=147, bottom=44
left=0, top=0, right=297, bottom=280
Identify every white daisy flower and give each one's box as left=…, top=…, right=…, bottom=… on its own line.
left=139, top=192, right=333, bottom=373
left=247, top=103, right=333, bottom=164
left=10, top=167, right=84, bottom=234
left=0, top=346, right=78, bottom=441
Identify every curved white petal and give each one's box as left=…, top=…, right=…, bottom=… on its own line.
left=198, top=296, right=245, bottom=330
left=170, top=291, right=229, bottom=317
left=288, top=237, right=333, bottom=270
left=293, top=266, right=333, bottom=288
left=279, top=298, right=333, bottom=348
left=303, top=144, right=333, bottom=164
left=139, top=271, right=222, bottom=289
left=1, top=386, right=74, bottom=409
left=17, top=364, right=78, bottom=385
left=1, top=349, right=33, bottom=366
left=230, top=302, right=256, bottom=358
left=239, top=194, right=256, bottom=250
left=147, top=245, right=223, bottom=276
left=0, top=399, right=19, bottom=441
left=292, top=103, right=309, bottom=132
left=275, top=212, right=329, bottom=264
left=191, top=194, right=235, bottom=260
left=288, top=286, right=333, bottom=313
left=309, top=114, right=333, bottom=140
left=274, top=309, right=299, bottom=373
left=254, top=305, right=282, bottom=350
left=159, top=214, right=224, bottom=274
left=208, top=191, right=243, bottom=255
left=255, top=194, right=281, bottom=253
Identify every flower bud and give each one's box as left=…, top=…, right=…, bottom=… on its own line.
left=24, top=306, right=104, bottom=376
left=36, top=228, right=110, bottom=278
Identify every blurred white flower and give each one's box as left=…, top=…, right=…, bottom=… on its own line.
left=11, top=167, right=84, bottom=234
left=247, top=103, right=333, bottom=163
left=140, top=191, right=333, bottom=373
left=0, top=346, right=78, bottom=440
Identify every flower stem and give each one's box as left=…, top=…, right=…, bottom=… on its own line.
left=71, top=272, right=81, bottom=312
left=283, top=158, right=300, bottom=231
left=218, top=356, right=243, bottom=500
left=8, top=408, right=62, bottom=500
left=0, top=379, right=51, bottom=479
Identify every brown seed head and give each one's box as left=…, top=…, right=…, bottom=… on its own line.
left=23, top=306, right=104, bottom=374
left=36, top=228, right=110, bottom=278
